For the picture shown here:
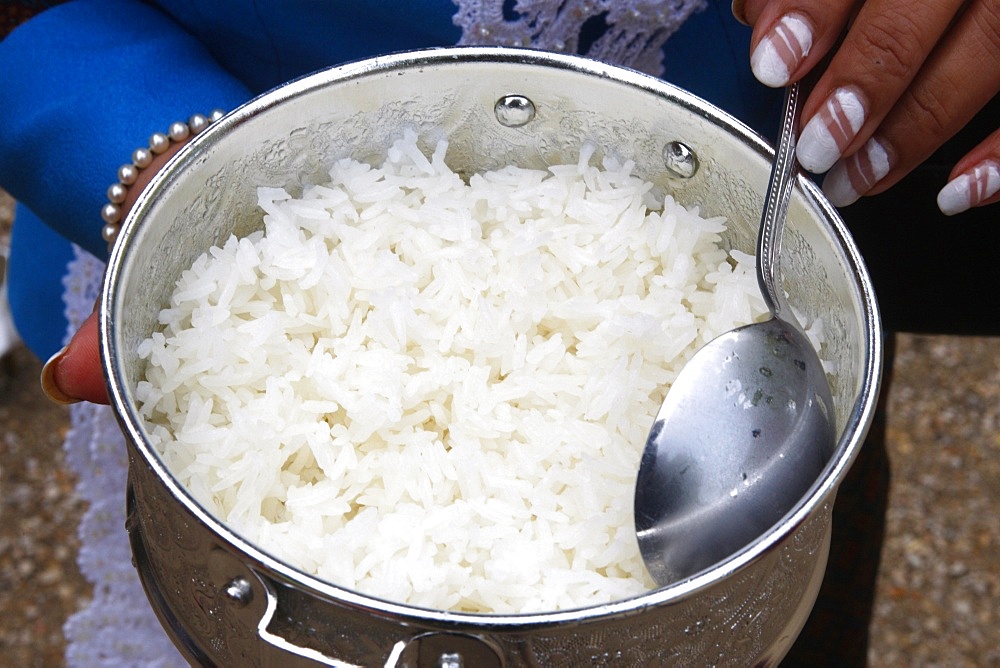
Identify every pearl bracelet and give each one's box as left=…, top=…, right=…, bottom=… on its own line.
left=101, top=109, right=225, bottom=248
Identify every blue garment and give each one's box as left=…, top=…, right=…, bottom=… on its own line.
left=6, top=205, right=75, bottom=356
left=0, top=0, right=777, bottom=358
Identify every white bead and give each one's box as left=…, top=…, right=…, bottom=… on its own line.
left=107, top=183, right=128, bottom=204
left=102, top=222, right=120, bottom=244
left=168, top=121, right=190, bottom=142
left=101, top=202, right=121, bottom=225
left=101, top=111, right=222, bottom=254
left=118, top=163, right=138, bottom=185
left=132, top=147, right=153, bottom=169
left=188, top=114, right=209, bottom=134
left=149, top=132, right=170, bottom=154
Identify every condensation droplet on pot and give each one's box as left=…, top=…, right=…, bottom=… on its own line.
left=223, top=577, right=253, bottom=607
left=495, top=95, right=536, bottom=128
left=663, top=141, right=699, bottom=178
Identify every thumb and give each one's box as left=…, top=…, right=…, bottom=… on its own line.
left=40, top=308, right=110, bottom=404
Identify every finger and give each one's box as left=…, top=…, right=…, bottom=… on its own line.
left=733, top=0, right=751, bottom=26
left=823, top=0, right=1000, bottom=206
left=741, top=0, right=857, bottom=88
left=795, top=0, right=969, bottom=175
left=40, top=308, right=110, bottom=405
left=937, top=127, right=1000, bottom=215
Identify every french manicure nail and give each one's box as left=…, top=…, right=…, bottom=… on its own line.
left=822, top=138, right=891, bottom=207
left=40, top=345, right=81, bottom=405
left=750, top=13, right=813, bottom=87
left=937, top=160, right=1000, bottom=216
left=797, top=88, right=866, bottom=174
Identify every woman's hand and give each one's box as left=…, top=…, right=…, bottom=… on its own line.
left=735, top=0, right=1000, bottom=215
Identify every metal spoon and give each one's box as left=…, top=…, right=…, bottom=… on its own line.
left=634, top=83, right=836, bottom=586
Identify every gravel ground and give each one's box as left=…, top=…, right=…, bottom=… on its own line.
left=0, top=347, right=86, bottom=667
left=869, top=335, right=1000, bottom=666
left=1, top=189, right=998, bottom=665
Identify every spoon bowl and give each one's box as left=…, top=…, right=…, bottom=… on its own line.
left=635, top=315, right=836, bottom=585
left=635, top=83, right=837, bottom=586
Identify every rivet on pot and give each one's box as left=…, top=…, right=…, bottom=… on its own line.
left=663, top=140, right=699, bottom=178
left=222, top=576, right=253, bottom=607
left=438, top=652, right=463, bottom=668
left=495, top=95, right=536, bottom=127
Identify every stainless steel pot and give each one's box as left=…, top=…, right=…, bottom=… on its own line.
left=102, top=47, right=882, bottom=667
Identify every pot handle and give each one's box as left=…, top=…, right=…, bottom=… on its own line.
left=246, top=574, right=505, bottom=667
left=194, top=570, right=358, bottom=667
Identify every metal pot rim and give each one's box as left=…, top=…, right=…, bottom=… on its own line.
left=101, top=46, right=883, bottom=627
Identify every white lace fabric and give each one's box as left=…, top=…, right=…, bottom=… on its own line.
left=59, top=2, right=703, bottom=663
left=61, top=248, right=185, bottom=667
left=0, top=231, right=19, bottom=359
left=454, top=0, right=706, bottom=76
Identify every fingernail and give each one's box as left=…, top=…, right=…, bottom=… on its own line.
left=823, top=138, right=891, bottom=207
left=937, top=160, right=1000, bottom=216
left=40, top=346, right=81, bottom=405
left=750, top=13, right=813, bottom=87
left=732, top=0, right=750, bottom=26
left=797, top=87, right=867, bottom=174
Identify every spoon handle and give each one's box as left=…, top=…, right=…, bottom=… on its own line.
left=757, top=82, right=801, bottom=319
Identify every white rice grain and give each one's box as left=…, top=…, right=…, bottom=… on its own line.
left=138, top=130, right=773, bottom=613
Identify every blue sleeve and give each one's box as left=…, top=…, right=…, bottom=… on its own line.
left=6, top=204, right=75, bottom=357
left=151, top=0, right=462, bottom=93
left=0, top=0, right=253, bottom=258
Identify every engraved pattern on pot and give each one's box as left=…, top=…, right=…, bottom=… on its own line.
left=126, top=458, right=293, bottom=666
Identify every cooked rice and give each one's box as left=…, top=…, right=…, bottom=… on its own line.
left=135, top=130, right=770, bottom=613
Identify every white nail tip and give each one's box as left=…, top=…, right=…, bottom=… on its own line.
left=822, top=164, right=860, bottom=207
left=822, top=139, right=890, bottom=207
left=751, top=43, right=791, bottom=88
left=797, top=88, right=865, bottom=174
left=937, top=161, right=1000, bottom=216
left=751, top=14, right=813, bottom=88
